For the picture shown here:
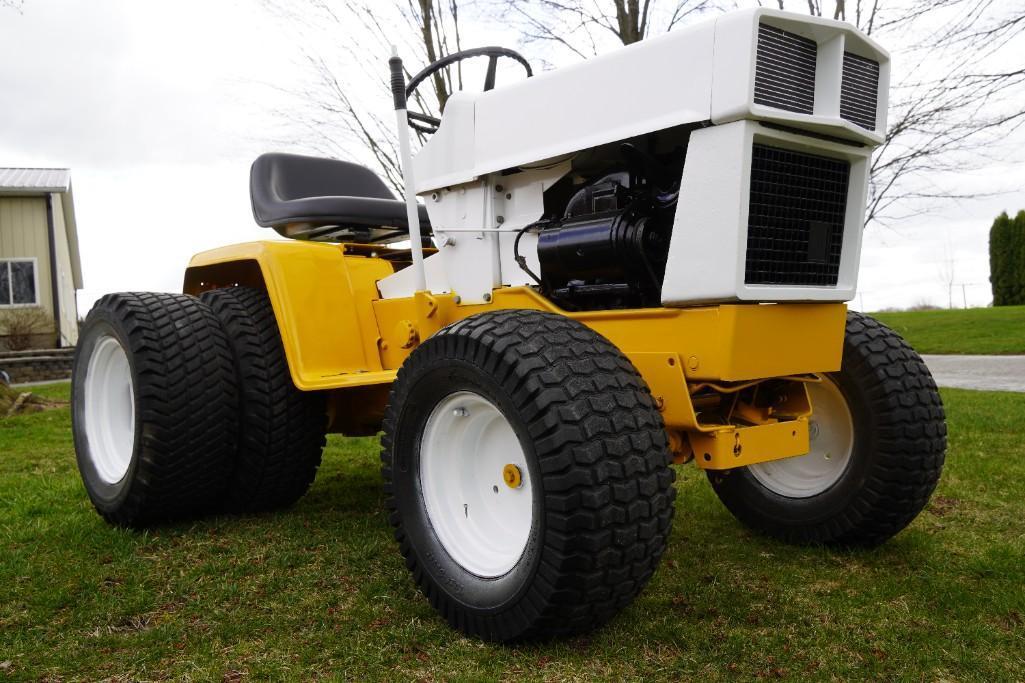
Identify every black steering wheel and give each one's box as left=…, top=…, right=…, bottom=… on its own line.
left=405, top=46, right=532, bottom=134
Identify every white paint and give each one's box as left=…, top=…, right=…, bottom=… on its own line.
left=661, top=120, right=871, bottom=305
left=747, top=377, right=854, bottom=498
left=83, top=334, right=135, bottom=484
left=393, top=103, right=427, bottom=292
left=419, top=391, right=533, bottom=577
left=378, top=162, right=570, bottom=303
left=711, top=8, right=889, bottom=141
left=414, top=8, right=887, bottom=195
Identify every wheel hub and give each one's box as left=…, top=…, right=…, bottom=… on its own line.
left=747, top=377, right=854, bottom=499
left=83, top=334, right=136, bottom=484
left=419, top=392, right=533, bottom=577
left=502, top=464, right=522, bottom=489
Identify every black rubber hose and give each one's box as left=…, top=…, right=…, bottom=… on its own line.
left=514, top=222, right=546, bottom=289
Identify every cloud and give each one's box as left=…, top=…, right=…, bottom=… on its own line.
left=0, top=0, right=299, bottom=311
left=0, top=0, right=294, bottom=165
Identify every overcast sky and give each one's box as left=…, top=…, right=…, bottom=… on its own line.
left=1, top=0, right=1022, bottom=313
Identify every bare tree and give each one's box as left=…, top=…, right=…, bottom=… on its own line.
left=838, top=0, right=1025, bottom=226
left=494, top=1, right=719, bottom=62
left=497, top=0, right=1025, bottom=228
left=937, top=239, right=956, bottom=308
left=266, top=0, right=723, bottom=191
left=755, top=1, right=1025, bottom=226
left=262, top=0, right=470, bottom=193
left=0, top=0, right=24, bottom=10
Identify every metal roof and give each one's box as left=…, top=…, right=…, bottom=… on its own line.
left=0, top=167, right=72, bottom=193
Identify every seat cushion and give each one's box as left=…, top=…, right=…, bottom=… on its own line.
left=250, top=153, right=430, bottom=242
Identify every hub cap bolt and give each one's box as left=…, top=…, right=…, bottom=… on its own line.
left=502, top=464, right=523, bottom=489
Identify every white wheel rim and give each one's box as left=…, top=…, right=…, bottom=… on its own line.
left=747, top=377, right=854, bottom=498
left=83, top=334, right=136, bottom=484
left=419, top=391, right=533, bottom=577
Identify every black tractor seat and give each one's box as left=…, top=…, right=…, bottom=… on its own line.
left=250, top=153, right=431, bottom=243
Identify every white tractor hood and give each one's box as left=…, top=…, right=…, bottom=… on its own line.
left=413, top=7, right=889, bottom=193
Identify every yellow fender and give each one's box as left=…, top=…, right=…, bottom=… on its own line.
left=184, top=241, right=395, bottom=391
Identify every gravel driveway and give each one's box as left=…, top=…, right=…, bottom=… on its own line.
left=921, top=355, right=1025, bottom=393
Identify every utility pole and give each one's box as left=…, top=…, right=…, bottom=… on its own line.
left=961, top=283, right=967, bottom=309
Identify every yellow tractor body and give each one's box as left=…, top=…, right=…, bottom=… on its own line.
left=185, top=240, right=844, bottom=470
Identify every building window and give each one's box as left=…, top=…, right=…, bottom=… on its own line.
left=0, top=259, right=39, bottom=307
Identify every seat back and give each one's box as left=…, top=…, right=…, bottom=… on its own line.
left=252, top=153, right=395, bottom=205
left=249, top=152, right=431, bottom=244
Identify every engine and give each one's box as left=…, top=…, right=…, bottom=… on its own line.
left=533, top=145, right=681, bottom=310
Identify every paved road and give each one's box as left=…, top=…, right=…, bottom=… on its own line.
left=922, top=355, right=1025, bottom=393
left=8, top=357, right=1024, bottom=393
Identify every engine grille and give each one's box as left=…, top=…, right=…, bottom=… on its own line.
left=840, top=52, right=880, bottom=130
left=745, top=144, right=850, bottom=287
left=753, top=24, right=817, bottom=115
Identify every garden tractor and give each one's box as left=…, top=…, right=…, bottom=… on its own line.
left=72, top=8, right=946, bottom=642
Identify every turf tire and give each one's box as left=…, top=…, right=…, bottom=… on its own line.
left=707, top=311, right=947, bottom=547
left=72, top=292, right=238, bottom=527
left=200, top=286, right=327, bottom=512
left=381, top=310, right=675, bottom=642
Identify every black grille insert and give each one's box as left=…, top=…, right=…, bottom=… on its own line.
left=754, top=24, right=817, bottom=115
left=745, top=144, right=850, bottom=286
left=841, top=52, right=879, bottom=130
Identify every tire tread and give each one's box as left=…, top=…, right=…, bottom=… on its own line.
left=709, top=310, right=946, bottom=546
left=381, top=309, right=675, bottom=641
left=201, top=287, right=326, bottom=512
left=73, top=292, right=238, bottom=527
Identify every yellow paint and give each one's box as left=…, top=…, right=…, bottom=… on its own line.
left=184, top=241, right=392, bottom=391
left=374, top=286, right=846, bottom=384
left=688, top=379, right=814, bottom=469
left=393, top=319, right=419, bottom=349
left=503, top=464, right=523, bottom=489
left=182, top=241, right=845, bottom=469
left=628, top=352, right=708, bottom=431
left=690, top=418, right=811, bottom=470
left=414, top=290, right=445, bottom=338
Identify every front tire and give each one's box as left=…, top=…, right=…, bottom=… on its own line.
left=381, top=310, right=675, bottom=642
left=708, top=311, right=946, bottom=547
left=72, top=292, right=238, bottom=527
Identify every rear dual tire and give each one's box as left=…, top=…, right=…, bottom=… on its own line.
left=200, top=287, right=327, bottom=513
left=73, top=289, right=326, bottom=527
left=73, top=293, right=238, bottom=526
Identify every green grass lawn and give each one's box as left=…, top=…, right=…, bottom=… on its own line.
left=1, top=383, right=1023, bottom=681
left=873, top=305, right=1025, bottom=355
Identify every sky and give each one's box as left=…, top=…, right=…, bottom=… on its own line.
left=0, top=0, right=1022, bottom=314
